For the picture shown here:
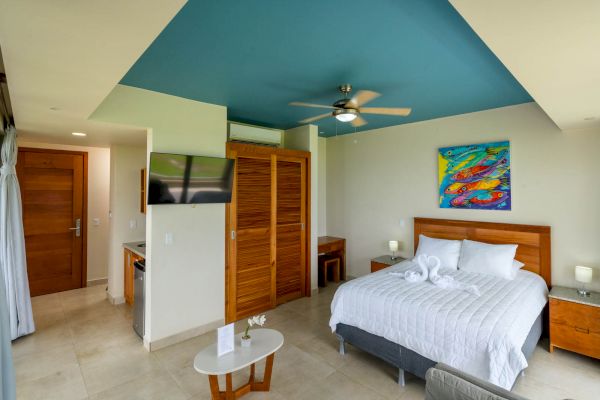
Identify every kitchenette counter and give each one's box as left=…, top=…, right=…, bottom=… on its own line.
left=123, top=241, right=146, bottom=258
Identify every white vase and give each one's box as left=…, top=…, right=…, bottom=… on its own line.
left=241, top=337, right=251, bottom=347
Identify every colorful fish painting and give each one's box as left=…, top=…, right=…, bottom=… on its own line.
left=439, top=141, right=511, bottom=210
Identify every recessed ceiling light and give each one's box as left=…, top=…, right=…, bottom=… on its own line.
left=72, top=132, right=87, bottom=137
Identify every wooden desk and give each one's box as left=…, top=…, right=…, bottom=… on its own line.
left=318, top=236, right=346, bottom=280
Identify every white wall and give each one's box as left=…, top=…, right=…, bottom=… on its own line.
left=17, top=140, right=111, bottom=284
left=326, top=103, right=600, bottom=291
left=318, top=137, right=327, bottom=236
left=284, top=125, right=319, bottom=293
left=91, top=85, right=227, bottom=346
left=107, top=145, right=147, bottom=302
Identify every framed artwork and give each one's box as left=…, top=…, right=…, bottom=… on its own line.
left=438, top=141, right=511, bottom=210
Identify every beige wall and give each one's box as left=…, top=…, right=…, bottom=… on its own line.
left=107, top=145, right=147, bottom=302
left=326, top=102, right=600, bottom=291
left=92, top=84, right=227, bottom=347
left=17, top=140, right=111, bottom=284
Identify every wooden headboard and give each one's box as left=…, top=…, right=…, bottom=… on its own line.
left=414, top=218, right=551, bottom=287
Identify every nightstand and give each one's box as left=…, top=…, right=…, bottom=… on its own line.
left=371, top=255, right=406, bottom=273
left=549, top=286, right=600, bottom=359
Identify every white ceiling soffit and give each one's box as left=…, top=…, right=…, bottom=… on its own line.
left=450, top=0, right=600, bottom=132
left=0, top=0, right=187, bottom=146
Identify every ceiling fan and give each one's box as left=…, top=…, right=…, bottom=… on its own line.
left=289, top=84, right=411, bottom=127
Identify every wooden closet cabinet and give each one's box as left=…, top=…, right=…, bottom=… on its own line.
left=225, top=142, right=311, bottom=323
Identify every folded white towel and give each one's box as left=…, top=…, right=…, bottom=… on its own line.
left=389, top=254, right=480, bottom=296
left=428, top=256, right=481, bottom=296
left=388, top=254, right=429, bottom=282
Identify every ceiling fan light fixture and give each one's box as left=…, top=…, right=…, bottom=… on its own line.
left=333, top=108, right=358, bottom=123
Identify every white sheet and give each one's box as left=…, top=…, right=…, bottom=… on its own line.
left=329, top=259, right=548, bottom=389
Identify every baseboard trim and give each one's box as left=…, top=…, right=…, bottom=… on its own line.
left=106, top=292, right=125, bottom=305
left=147, top=318, right=224, bottom=352
left=87, top=278, right=108, bottom=287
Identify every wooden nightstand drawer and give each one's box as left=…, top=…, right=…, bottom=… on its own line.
left=371, top=261, right=389, bottom=273
left=550, top=298, right=600, bottom=334
left=550, top=323, right=600, bottom=359
left=370, top=255, right=405, bottom=273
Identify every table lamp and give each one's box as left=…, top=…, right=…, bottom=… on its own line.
left=575, top=265, right=592, bottom=297
left=389, top=240, right=399, bottom=260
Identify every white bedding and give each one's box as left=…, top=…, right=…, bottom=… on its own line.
left=329, top=259, right=548, bottom=389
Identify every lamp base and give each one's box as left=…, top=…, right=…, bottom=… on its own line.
left=577, top=288, right=591, bottom=297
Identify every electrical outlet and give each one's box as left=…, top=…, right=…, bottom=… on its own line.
left=92, top=218, right=100, bottom=226
left=165, top=232, right=173, bottom=246
left=129, top=219, right=137, bottom=230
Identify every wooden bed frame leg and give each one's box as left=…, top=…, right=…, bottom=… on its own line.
left=398, top=368, right=405, bottom=387
left=337, top=334, right=345, bottom=355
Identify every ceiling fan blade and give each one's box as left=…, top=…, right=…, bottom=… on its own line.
left=351, top=115, right=368, bottom=127
left=360, top=107, right=412, bottom=116
left=299, top=112, right=331, bottom=124
left=289, top=101, right=336, bottom=109
left=347, top=90, right=380, bottom=108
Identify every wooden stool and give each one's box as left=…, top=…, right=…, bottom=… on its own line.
left=318, top=255, right=341, bottom=287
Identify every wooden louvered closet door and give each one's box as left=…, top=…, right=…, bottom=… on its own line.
left=226, top=143, right=310, bottom=323
left=227, top=153, right=275, bottom=322
left=276, top=157, right=306, bottom=304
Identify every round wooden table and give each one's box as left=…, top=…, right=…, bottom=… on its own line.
left=193, top=328, right=284, bottom=400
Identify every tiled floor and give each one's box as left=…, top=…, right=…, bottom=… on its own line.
left=12, top=283, right=600, bottom=400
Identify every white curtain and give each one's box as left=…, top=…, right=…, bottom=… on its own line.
left=0, top=266, right=16, bottom=400
left=0, top=126, right=34, bottom=339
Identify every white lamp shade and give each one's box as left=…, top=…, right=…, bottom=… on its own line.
left=575, top=265, right=593, bottom=283
left=388, top=240, right=399, bottom=252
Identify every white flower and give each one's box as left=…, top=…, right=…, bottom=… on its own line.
left=246, top=314, right=266, bottom=335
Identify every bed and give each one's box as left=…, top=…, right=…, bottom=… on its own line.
left=330, top=218, right=551, bottom=390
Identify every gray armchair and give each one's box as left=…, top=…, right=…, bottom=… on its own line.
left=425, top=364, right=529, bottom=400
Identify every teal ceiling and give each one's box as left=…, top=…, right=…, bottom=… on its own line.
left=120, top=0, right=532, bottom=137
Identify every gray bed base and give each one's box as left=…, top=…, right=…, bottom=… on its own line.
left=335, top=312, right=543, bottom=389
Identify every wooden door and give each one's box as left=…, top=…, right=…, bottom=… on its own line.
left=276, top=157, right=306, bottom=304
left=226, top=152, right=275, bottom=321
left=225, top=142, right=311, bottom=323
left=17, top=148, right=87, bottom=296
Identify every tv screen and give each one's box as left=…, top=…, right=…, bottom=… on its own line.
left=148, top=152, right=234, bottom=205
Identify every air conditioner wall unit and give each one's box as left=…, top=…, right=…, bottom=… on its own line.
left=228, top=122, right=282, bottom=146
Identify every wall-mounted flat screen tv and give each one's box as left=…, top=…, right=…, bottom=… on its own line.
left=148, top=152, right=234, bottom=205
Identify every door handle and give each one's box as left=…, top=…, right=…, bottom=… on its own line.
left=69, top=218, right=81, bottom=237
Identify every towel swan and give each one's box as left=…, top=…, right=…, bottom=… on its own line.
left=389, top=254, right=481, bottom=296
left=427, top=255, right=481, bottom=296
left=388, top=254, right=429, bottom=282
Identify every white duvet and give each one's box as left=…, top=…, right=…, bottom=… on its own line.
left=329, top=259, right=548, bottom=389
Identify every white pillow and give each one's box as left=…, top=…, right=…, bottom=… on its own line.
left=458, top=239, right=518, bottom=280
left=415, top=234, right=461, bottom=270
left=511, top=259, right=525, bottom=279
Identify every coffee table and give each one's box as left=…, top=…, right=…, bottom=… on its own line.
left=193, top=328, right=284, bottom=400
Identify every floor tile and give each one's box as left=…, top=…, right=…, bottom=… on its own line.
left=16, top=364, right=88, bottom=400
left=88, top=369, right=188, bottom=400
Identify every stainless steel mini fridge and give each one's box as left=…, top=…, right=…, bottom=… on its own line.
left=133, top=259, right=145, bottom=338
